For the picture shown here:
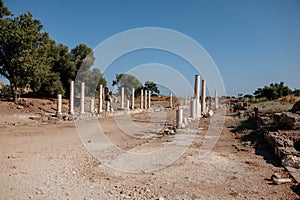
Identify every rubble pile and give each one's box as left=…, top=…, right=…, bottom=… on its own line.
left=156, top=121, right=177, bottom=135
left=264, top=101, right=300, bottom=173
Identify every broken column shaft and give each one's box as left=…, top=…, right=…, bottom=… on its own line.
left=201, top=80, right=206, bottom=114
left=69, top=81, right=74, bottom=115
left=176, top=108, right=183, bottom=128
left=140, top=90, right=143, bottom=109
left=194, top=75, right=201, bottom=118
left=148, top=90, right=151, bottom=109
left=57, top=94, right=62, bottom=115
left=131, top=88, right=135, bottom=110
left=144, top=90, right=147, bottom=109
left=99, top=84, right=103, bottom=113
left=80, top=82, right=85, bottom=114
left=121, top=87, right=124, bottom=108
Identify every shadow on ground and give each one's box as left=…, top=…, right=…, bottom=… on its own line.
left=234, top=116, right=281, bottom=167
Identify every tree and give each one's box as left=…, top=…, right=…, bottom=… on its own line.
left=76, top=68, right=106, bottom=96
left=293, top=88, right=300, bottom=97
left=112, top=74, right=142, bottom=96
left=144, top=81, right=160, bottom=94
left=47, top=41, right=76, bottom=96
left=244, top=94, right=254, bottom=99
left=72, top=44, right=106, bottom=96
left=0, top=0, right=11, bottom=18
left=71, top=43, right=95, bottom=71
left=0, top=11, right=55, bottom=102
left=254, top=82, right=292, bottom=100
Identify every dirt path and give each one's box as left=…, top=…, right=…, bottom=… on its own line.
left=0, top=108, right=298, bottom=199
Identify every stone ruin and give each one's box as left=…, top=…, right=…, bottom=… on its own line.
left=50, top=75, right=220, bottom=131
left=264, top=100, right=300, bottom=181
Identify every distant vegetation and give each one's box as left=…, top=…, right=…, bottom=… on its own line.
left=253, top=82, right=299, bottom=100
left=112, top=73, right=160, bottom=96
left=0, top=1, right=106, bottom=102
left=224, top=82, right=299, bottom=102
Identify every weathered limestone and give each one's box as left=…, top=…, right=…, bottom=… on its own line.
left=194, top=75, right=201, bottom=117
left=144, top=90, right=147, bottom=109
left=90, top=98, right=94, bottom=113
left=121, top=87, right=124, bottom=108
left=214, top=90, right=218, bottom=110
left=176, top=108, right=183, bottom=128
left=69, top=81, right=74, bottom=114
left=169, top=92, right=173, bottom=108
left=201, top=80, right=206, bottom=114
left=281, top=112, right=300, bottom=130
left=57, top=94, right=62, bottom=115
left=194, top=75, right=200, bottom=99
left=292, top=100, right=300, bottom=113
left=99, top=84, right=103, bottom=113
left=106, top=101, right=110, bottom=112
left=80, top=82, right=85, bottom=114
left=131, top=88, right=135, bottom=110
left=140, top=90, right=143, bottom=109
left=190, top=99, right=196, bottom=119
left=282, top=155, right=300, bottom=169
left=148, top=90, right=151, bottom=109
left=126, top=100, right=130, bottom=110
left=183, top=117, right=188, bottom=125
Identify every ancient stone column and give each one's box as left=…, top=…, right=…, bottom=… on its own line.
left=90, top=98, right=94, bottom=113
left=176, top=108, right=183, bottom=128
left=169, top=92, right=173, bottom=108
left=194, top=75, right=201, bottom=117
left=215, top=90, right=218, bottom=110
left=121, top=87, right=124, bottom=108
left=140, top=90, right=143, bottom=109
left=194, top=75, right=200, bottom=100
left=201, top=80, right=206, bottom=114
left=190, top=98, right=196, bottom=119
left=57, top=94, right=62, bottom=115
left=69, top=81, right=74, bottom=115
left=126, top=100, right=130, bottom=110
left=99, top=84, right=103, bottom=113
left=131, top=88, right=135, bottom=110
left=144, top=90, right=147, bottom=109
left=197, top=100, right=201, bottom=118
left=148, top=90, right=151, bottom=109
left=80, top=82, right=85, bottom=114
left=106, top=101, right=110, bottom=112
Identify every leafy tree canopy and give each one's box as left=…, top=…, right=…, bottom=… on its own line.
left=0, top=1, right=106, bottom=101
left=112, top=74, right=142, bottom=96
left=254, top=82, right=292, bottom=100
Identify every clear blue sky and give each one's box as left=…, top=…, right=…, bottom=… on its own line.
left=3, top=0, right=300, bottom=96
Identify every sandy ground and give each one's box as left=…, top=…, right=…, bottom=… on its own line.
left=0, top=100, right=298, bottom=200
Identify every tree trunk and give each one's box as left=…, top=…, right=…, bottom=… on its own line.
left=10, top=82, right=18, bottom=104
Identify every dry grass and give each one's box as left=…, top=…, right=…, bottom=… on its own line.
left=249, top=100, right=293, bottom=114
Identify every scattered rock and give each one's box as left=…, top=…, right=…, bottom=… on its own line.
left=271, top=171, right=282, bottom=180
left=273, top=113, right=282, bottom=123
left=16, top=105, right=24, bottom=109
left=282, top=155, right=300, bottom=169
left=272, top=178, right=292, bottom=185
left=280, top=112, right=300, bottom=130
left=292, top=100, right=300, bottom=113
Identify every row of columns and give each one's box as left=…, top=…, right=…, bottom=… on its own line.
left=192, top=75, right=207, bottom=117
left=57, top=81, right=152, bottom=115
left=57, top=77, right=218, bottom=117
left=139, top=89, right=151, bottom=110
left=176, top=76, right=219, bottom=128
